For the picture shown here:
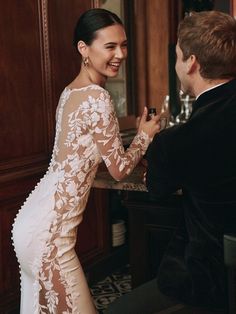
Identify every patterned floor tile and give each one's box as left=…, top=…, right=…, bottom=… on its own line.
left=90, top=265, right=131, bottom=313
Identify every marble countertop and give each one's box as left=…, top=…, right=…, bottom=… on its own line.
left=93, top=164, right=182, bottom=195
left=93, top=165, right=147, bottom=192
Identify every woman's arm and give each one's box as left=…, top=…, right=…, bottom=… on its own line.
left=85, top=88, right=159, bottom=181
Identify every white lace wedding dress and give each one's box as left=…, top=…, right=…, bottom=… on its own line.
left=12, top=84, right=150, bottom=314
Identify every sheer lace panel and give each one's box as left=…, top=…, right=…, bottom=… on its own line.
left=38, top=247, right=73, bottom=314
left=36, top=85, right=150, bottom=313
left=75, top=86, right=151, bottom=181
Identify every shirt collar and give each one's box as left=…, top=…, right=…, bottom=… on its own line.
left=196, top=82, right=226, bottom=100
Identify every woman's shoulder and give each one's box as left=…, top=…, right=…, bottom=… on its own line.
left=64, top=84, right=110, bottom=101
left=66, top=84, right=108, bottom=94
left=59, top=84, right=112, bottom=112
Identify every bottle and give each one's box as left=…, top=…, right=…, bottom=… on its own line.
left=160, top=95, right=170, bottom=129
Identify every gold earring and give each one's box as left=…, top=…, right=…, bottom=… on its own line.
left=83, top=57, right=89, bottom=67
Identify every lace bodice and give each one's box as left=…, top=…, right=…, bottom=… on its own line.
left=48, top=84, right=151, bottom=225
left=48, top=84, right=148, bottom=212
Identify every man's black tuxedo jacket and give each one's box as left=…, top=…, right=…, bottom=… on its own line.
left=146, top=79, right=236, bottom=309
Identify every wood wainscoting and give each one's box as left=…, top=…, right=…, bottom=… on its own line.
left=0, top=1, right=106, bottom=312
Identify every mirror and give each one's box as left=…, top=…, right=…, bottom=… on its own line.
left=92, top=0, right=129, bottom=118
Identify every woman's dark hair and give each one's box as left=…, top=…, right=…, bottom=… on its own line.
left=73, top=8, right=123, bottom=50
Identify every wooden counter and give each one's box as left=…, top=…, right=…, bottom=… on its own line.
left=93, top=164, right=183, bottom=288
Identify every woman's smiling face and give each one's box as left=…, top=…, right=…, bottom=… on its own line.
left=86, top=24, right=127, bottom=79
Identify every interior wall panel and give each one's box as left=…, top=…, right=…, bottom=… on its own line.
left=0, top=1, right=96, bottom=312
left=0, top=1, right=54, bottom=312
left=0, top=1, right=49, bottom=162
left=48, top=0, right=91, bottom=105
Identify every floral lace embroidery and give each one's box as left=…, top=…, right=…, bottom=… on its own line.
left=12, top=84, right=151, bottom=313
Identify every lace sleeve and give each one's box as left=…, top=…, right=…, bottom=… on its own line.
left=83, top=88, right=151, bottom=181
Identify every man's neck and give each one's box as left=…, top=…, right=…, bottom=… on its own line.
left=194, top=78, right=231, bottom=99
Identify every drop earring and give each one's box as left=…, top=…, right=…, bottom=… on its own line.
left=83, top=57, right=89, bottom=67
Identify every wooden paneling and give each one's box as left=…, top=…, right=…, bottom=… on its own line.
left=0, top=1, right=50, bottom=162
left=133, top=0, right=148, bottom=116
left=133, top=0, right=170, bottom=115
left=231, top=0, right=236, bottom=17
left=48, top=0, right=91, bottom=106
left=126, top=195, right=182, bottom=288
left=0, top=200, right=22, bottom=311
left=146, top=0, right=169, bottom=111
left=0, top=1, right=100, bottom=312
left=0, top=1, right=52, bottom=311
left=76, top=188, right=110, bottom=268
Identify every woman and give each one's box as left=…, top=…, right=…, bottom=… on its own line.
left=12, top=8, right=160, bottom=314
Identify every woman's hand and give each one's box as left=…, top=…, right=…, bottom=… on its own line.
left=137, top=107, right=161, bottom=139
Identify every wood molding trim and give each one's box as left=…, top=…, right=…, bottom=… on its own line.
left=0, top=158, right=47, bottom=184
left=146, top=0, right=169, bottom=110
left=133, top=0, right=169, bottom=115
left=38, top=0, right=54, bottom=150
left=134, top=0, right=148, bottom=116
left=0, top=153, right=48, bottom=172
left=231, top=0, right=236, bottom=17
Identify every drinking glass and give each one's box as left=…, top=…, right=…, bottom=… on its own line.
left=175, top=93, right=193, bottom=124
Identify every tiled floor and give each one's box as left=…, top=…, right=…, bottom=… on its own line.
left=90, top=265, right=131, bottom=313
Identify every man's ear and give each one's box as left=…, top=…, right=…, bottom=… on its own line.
left=186, top=54, right=198, bottom=74
left=77, top=40, right=88, bottom=57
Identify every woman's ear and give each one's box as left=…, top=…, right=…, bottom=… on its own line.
left=77, top=40, right=88, bottom=57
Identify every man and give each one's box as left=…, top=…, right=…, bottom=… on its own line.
left=106, top=10, right=236, bottom=313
